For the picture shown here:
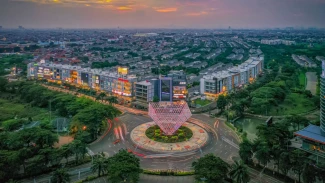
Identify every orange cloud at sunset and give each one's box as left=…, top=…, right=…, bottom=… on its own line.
left=186, top=11, right=208, bottom=16
left=117, top=6, right=132, bottom=11
left=154, top=7, right=177, bottom=13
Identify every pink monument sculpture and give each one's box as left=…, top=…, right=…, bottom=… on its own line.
left=148, top=101, right=192, bottom=135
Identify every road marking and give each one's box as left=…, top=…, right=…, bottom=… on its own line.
left=113, top=150, right=117, bottom=154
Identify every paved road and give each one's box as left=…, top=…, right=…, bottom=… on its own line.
left=306, top=72, right=317, bottom=95
left=83, top=174, right=195, bottom=183
left=89, top=113, right=240, bottom=170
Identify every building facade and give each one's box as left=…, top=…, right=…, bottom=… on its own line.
left=27, top=63, right=136, bottom=100
left=321, top=61, right=325, bottom=136
left=200, top=57, right=264, bottom=100
left=167, top=70, right=188, bottom=100
left=135, top=80, right=154, bottom=103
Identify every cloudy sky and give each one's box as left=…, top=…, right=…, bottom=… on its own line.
left=0, top=0, right=324, bottom=29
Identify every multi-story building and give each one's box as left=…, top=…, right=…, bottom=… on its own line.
left=200, top=57, right=264, bottom=100
left=159, top=77, right=173, bottom=102
left=27, top=63, right=136, bottom=100
left=167, top=70, right=187, bottom=101
left=135, top=80, right=155, bottom=103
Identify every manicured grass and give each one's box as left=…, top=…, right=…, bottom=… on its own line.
left=193, top=98, right=211, bottom=106
left=298, top=72, right=306, bottom=87
left=145, top=125, right=193, bottom=143
left=268, top=93, right=315, bottom=115
left=0, top=98, right=52, bottom=123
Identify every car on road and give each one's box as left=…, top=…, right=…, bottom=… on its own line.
left=113, top=139, right=120, bottom=144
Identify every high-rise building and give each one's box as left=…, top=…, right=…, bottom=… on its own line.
left=320, top=61, right=325, bottom=135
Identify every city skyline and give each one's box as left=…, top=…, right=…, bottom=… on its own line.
left=0, top=0, right=325, bottom=29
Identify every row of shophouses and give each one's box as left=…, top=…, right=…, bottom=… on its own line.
left=27, top=56, right=264, bottom=104
left=200, top=56, right=264, bottom=100
left=27, top=62, right=187, bottom=105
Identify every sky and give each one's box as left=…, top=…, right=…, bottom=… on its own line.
left=0, top=0, right=325, bottom=29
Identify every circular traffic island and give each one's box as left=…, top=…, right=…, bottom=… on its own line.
left=130, top=122, right=209, bottom=153
left=145, top=125, right=193, bottom=143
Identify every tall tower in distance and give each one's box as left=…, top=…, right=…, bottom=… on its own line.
left=320, top=61, right=325, bottom=135
left=228, top=26, right=232, bottom=34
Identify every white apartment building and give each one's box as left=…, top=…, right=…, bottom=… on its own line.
left=200, top=57, right=264, bottom=100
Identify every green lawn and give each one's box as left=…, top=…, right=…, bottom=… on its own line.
left=0, top=98, right=53, bottom=124
left=193, top=98, right=211, bottom=106
left=298, top=72, right=306, bottom=88
left=268, top=93, right=315, bottom=115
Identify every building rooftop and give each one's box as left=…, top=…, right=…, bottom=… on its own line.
left=294, top=124, right=325, bottom=145
left=136, top=80, right=152, bottom=86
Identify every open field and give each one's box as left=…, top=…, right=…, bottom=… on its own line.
left=0, top=97, right=52, bottom=123
left=298, top=72, right=306, bottom=87
left=268, top=93, right=315, bottom=115
left=193, top=98, right=211, bottom=106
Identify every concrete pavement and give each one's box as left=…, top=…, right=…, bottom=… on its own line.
left=306, top=72, right=317, bottom=95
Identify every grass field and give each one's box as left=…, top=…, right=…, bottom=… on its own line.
left=193, top=98, right=211, bottom=106
left=268, top=93, right=315, bottom=115
left=298, top=72, right=306, bottom=88
left=0, top=98, right=52, bottom=124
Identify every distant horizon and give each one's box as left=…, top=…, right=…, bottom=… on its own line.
left=1, top=27, right=325, bottom=30
left=1, top=0, right=325, bottom=29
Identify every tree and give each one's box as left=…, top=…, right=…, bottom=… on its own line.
left=192, top=153, right=230, bottom=183
left=279, top=152, right=292, bottom=176
left=72, top=104, right=121, bottom=140
left=0, top=77, right=8, bottom=92
left=217, top=95, right=227, bottom=112
left=97, top=92, right=106, bottom=102
left=291, top=149, right=307, bottom=183
left=254, top=140, right=271, bottom=167
left=91, top=154, right=108, bottom=177
left=302, top=162, right=317, bottom=183
left=71, top=140, right=87, bottom=164
left=239, top=139, right=253, bottom=164
left=106, top=96, right=118, bottom=106
left=153, top=96, right=159, bottom=102
left=107, top=149, right=142, bottom=183
left=51, top=168, right=70, bottom=183
left=229, top=160, right=250, bottom=183
left=2, top=119, right=27, bottom=131
left=60, top=144, right=73, bottom=164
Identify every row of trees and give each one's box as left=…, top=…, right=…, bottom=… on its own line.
left=239, top=121, right=325, bottom=183
left=192, top=153, right=250, bottom=183
left=0, top=122, right=89, bottom=181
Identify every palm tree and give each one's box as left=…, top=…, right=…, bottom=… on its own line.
left=71, top=140, right=87, bottom=164
left=229, top=160, right=250, bottom=183
left=107, top=96, right=118, bottom=106
left=61, top=144, right=73, bottom=164
left=91, top=154, right=109, bottom=177
left=51, top=168, right=70, bottom=183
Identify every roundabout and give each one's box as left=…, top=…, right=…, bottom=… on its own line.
left=130, top=122, right=209, bottom=153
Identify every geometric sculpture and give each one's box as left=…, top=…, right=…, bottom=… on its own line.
left=148, top=101, right=192, bottom=135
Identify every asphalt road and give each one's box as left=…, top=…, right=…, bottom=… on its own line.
left=89, top=113, right=240, bottom=170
